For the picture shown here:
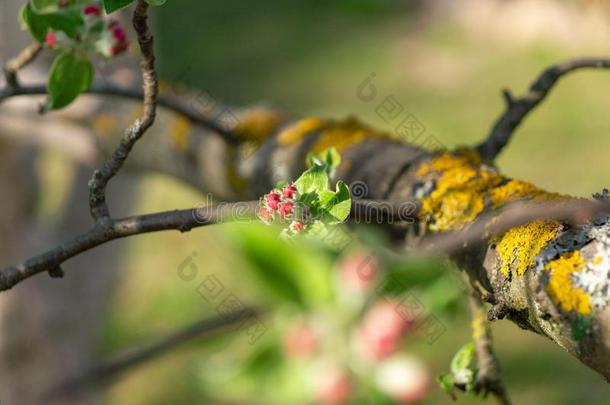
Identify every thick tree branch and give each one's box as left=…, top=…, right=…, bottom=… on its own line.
left=2, top=41, right=41, bottom=88
left=0, top=82, right=241, bottom=144
left=88, top=1, right=158, bottom=220
left=46, top=307, right=261, bottom=398
left=476, top=57, right=610, bottom=161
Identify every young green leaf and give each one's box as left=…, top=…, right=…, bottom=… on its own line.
left=294, top=164, right=329, bottom=195
left=317, top=181, right=351, bottom=223
left=46, top=52, right=93, bottom=110
left=102, top=0, right=135, bottom=14
left=21, top=2, right=83, bottom=42
left=451, top=341, right=474, bottom=373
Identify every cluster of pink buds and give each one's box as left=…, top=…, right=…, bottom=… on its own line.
left=107, top=20, right=128, bottom=56
left=258, top=183, right=306, bottom=234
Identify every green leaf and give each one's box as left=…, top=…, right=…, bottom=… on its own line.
left=451, top=341, right=475, bottom=375
left=46, top=52, right=93, bottom=110
left=102, top=0, right=135, bottom=13
left=318, top=181, right=351, bottom=223
left=226, top=224, right=334, bottom=308
left=145, top=0, right=167, bottom=5
left=21, top=2, right=83, bottom=42
left=294, top=164, right=329, bottom=195
left=437, top=373, right=455, bottom=392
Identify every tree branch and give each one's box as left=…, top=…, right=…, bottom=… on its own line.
left=476, top=57, right=610, bottom=161
left=468, top=293, right=511, bottom=405
left=2, top=41, right=41, bottom=88
left=0, top=82, right=242, bottom=144
left=45, top=307, right=261, bottom=399
left=0, top=201, right=259, bottom=292
left=88, top=1, right=158, bottom=220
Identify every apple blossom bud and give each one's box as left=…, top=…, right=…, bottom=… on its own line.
left=265, top=191, right=281, bottom=210
left=338, top=252, right=379, bottom=293
left=44, top=31, right=58, bottom=48
left=359, top=299, right=412, bottom=360
left=278, top=201, right=294, bottom=218
left=374, top=354, right=429, bottom=403
left=283, top=183, right=298, bottom=199
left=283, top=322, right=318, bottom=358
left=257, top=206, right=273, bottom=224
left=83, top=4, right=101, bottom=16
left=314, top=367, right=352, bottom=405
left=289, top=220, right=304, bottom=234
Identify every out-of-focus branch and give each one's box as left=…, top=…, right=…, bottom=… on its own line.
left=2, top=42, right=41, bottom=88
left=45, top=307, right=261, bottom=399
left=476, top=57, right=610, bottom=161
left=88, top=0, right=158, bottom=220
left=0, top=82, right=242, bottom=144
left=0, top=201, right=259, bottom=292
left=468, top=294, right=511, bottom=405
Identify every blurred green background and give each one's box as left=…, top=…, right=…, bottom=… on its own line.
left=94, top=0, right=610, bottom=404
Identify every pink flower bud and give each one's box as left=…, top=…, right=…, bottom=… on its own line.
left=265, top=191, right=281, bottom=210
left=283, top=322, right=319, bottom=358
left=257, top=206, right=273, bottom=224
left=315, top=368, right=352, bottom=405
left=283, top=183, right=298, bottom=199
left=374, top=354, right=430, bottom=403
left=359, top=299, right=412, bottom=361
left=338, top=252, right=379, bottom=293
left=289, top=220, right=304, bottom=234
left=111, top=26, right=127, bottom=43
left=83, top=4, right=101, bottom=16
left=44, top=31, right=58, bottom=48
left=278, top=201, right=294, bottom=218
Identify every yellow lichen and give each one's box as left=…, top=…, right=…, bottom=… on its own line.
left=312, top=117, right=385, bottom=153
left=496, top=219, right=560, bottom=277
left=277, top=117, right=327, bottom=146
left=471, top=305, right=487, bottom=340
left=235, top=107, right=284, bottom=143
left=416, top=150, right=503, bottom=231
left=545, top=251, right=591, bottom=315
left=489, top=179, right=560, bottom=208
left=593, top=255, right=603, bottom=266
left=170, top=115, right=192, bottom=151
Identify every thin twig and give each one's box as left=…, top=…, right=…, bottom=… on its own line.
left=3, top=42, right=42, bottom=88
left=45, top=307, right=261, bottom=399
left=468, top=294, right=511, bottom=405
left=476, top=57, right=610, bottom=161
left=0, top=198, right=418, bottom=292
left=88, top=1, right=158, bottom=220
left=0, top=201, right=259, bottom=292
left=0, top=82, right=241, bottom=144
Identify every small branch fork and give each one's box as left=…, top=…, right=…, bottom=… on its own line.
left=2, top=41, right=41, bottom=88
left=88, top=0, right=157, bottom=221
left=476, top=57, right=610, bottom=161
